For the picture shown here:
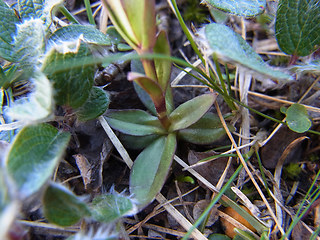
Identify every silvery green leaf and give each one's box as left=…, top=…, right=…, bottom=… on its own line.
left=49, top=25, right=112, bottom=46
left=0, top=0, right=19, bottom=62
left=90, top=192, right=137, bottom=223
left=6, top=71, right=53, bottom=124
left=203, top=23, right=291, bottom=81
left=13, top=18, right=45, bottom=69
left=42, top=39, right=94, bottom=108
left=6, top=123, right=70, bottom=197
left=18, top=0, right=63, bottom=28
left=203, top=0, right=266, bottom=17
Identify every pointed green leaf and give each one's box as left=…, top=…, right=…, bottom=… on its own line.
left=204, top=23, right=291, bottom=81
left=154, top=31, right=171, bottom=90
left=128, top=72, right=166, bottom=116
left=0, top=0, right=19, bottom=62
left=133, top=82, right=157, bottom=115
left=169, top=93, right=217, bottom=132
left=76, top=87, right=110, bottom=122
left=90, top=192, right=136, bottom=223
left=49, top=25, right=112, bottom=46
left=42, top=40, right=94, bottom=108
left=131, top=59, right=157, bottom=115
left=6, top=123, right=70, bottom=197
left=120, top=134, right=160, bottom=150
left=130, top=133, right=176, bottom=206
left=204, top=0, right=266, bottom=17
left=106, top=110, right=165, bottom=136
left=131, top=69, right=173, bottom=115
left=285, top=103, right=311, bottom=133
left=101, top=0, right=139, bottom=48
left=13, top=18, right=45, bottom=69
left=121, top=0, right=156, bottom=51
left=43, top=183, right=90, bottom=226
left=275, top=0, right=320, bottom=56
left=6, top=71, right=53, bottom=124
left=178, top=113, right=232, bottom=144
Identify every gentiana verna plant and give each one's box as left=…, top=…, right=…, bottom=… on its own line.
left=0, top=0, right=319, bottom=239
left=102, top=0, right=232, bottom=207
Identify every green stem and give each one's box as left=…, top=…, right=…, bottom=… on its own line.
left=281, top=168, right=320, bottom=239
left=84, top=0, right=96, bottom=25
left=213, top=54, right=236, bottom=110
left=141, top=58, right=158, bottom=82
left=225, top=64, right=232, bottom=96
left=58, top=6, right=80, bottom=24
left=255, top=150, right=271, bottom=198
left=170, top=0, right=205, bottom=64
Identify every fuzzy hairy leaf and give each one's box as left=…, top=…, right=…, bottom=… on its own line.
left=18, top=0, right=62, bottom=28
left=18, top=0, right=44, bottom=19
left=90, top=192, right=136, bottom=223
left=0, top=0, right=19, bottom=62
left=130, top=133, right=176, bottom=206
left=6, top=123, right=70, bottom=197
left=76, top=87, right=110, bottom=122
left=49, top=25, right=112, bottom=46
left=43, top=183, right=90, bottom=226
left=285, top=104, right=311, bottom=133
left=6, top=71, right=53, bottom=124
left=13, top=18, right=45, bottom=69
left=204, top=23, right=291, bottom=81
left=169, top=93, right=217, bottom=132
left=178, top=113, right=231, bottom=144
left=204, top=0, right=266, bottom=17
left=275, top=0, right=320, bottom=56
left=42, top=40, right=94, bottom=108
left=106, top=110, right=165, bottom=136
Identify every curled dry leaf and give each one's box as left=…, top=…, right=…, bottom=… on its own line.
left=193, top=199, right=219, bottom=227
left=220, top=206, right=256, bottom=238
left=73, top=154, right=92, bottom=190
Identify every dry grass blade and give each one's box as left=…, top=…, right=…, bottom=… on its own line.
left=214, top=101, right=286, bottom=236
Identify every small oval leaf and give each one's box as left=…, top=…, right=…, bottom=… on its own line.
left=6, top=123, right=70, bottom=197
left=6, top=71, right=53, bottom=124
left=0, top=0, right=19, bottom=62
left=106, top=110, right=165, bottom=136
left=204, top=23, right=291, bottom=81
left=76, top=87, right=110, bottom=122
left=275, top=0, right=320, bottom=56
left=130, top=133, right=176, bottom=206
left=286, top=103, right=311, bottom=133
left=42, top=40, right=94, bottom=108
left=169, top=93, right=217, bottom=132
left=43, top=183, right=90, bottom=226
left=204, top=0, right=266, bottom=17
left=49, top=25, right=112, bottom=46
left=90, top=192, right=136, bottom=223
